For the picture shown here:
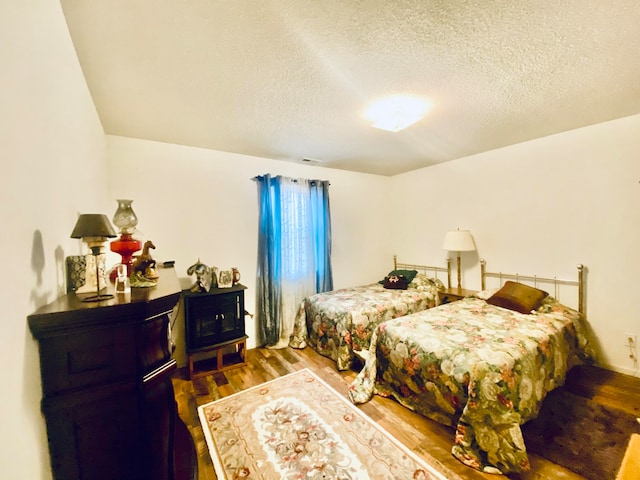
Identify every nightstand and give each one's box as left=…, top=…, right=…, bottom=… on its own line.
left=439, top=287, right=477, bottom=305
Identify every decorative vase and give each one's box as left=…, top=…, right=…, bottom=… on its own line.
left=232, top=267, right=241, bottom=285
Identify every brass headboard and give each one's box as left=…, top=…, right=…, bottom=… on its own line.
left=480, top=259, right=585, bottom=315
left=394, top=255, right=452, bottom=289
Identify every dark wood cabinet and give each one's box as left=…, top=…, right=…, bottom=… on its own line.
left=28, top=267, right=196, bottom=480
left=183, top=284, right=247, bottom=378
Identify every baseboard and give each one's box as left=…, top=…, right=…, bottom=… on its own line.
left=585, top=358, right=640, bottom=378
left=598, top=362, right=640, bottom=378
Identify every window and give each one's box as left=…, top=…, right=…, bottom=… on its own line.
left=254, top=174, right=332, bottom=347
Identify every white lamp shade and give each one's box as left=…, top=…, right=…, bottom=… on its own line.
left=442, top=230, right=476, bottom=252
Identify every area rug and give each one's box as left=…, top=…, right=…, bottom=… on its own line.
left=522, top=388, right=639, bottom=480
left=198, top=368, right=461, bottom=479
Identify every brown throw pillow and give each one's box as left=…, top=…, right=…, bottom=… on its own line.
left=486, top=281, right=548, bottom=314
left=383, top=275, right=409, bottom=290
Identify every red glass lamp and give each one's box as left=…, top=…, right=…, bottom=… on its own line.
left=110, top=199, right=142, bottom=279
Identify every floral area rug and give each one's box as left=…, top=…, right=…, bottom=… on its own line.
left=198, top=368, right=461, bottom=479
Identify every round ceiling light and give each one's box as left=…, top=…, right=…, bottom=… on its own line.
left=364, top=95, right=431, bottom=132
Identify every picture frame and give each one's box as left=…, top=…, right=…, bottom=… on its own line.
left=218, top=269, right=233, bottom=288
left=66, top=255, right=87, bottom=292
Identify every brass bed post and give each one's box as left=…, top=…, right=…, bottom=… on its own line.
left=446, top=258, right=451, bottom=289
left=577, top=264, right=584, bottom=315
left=480, top=259, right=486, bottom=291
left=393, top=255, right=397, bottom=270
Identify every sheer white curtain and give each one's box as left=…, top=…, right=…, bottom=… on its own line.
left=272, top=177, right=316, bottom=347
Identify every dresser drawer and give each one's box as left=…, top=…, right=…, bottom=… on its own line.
left=39, top=323, right=137, bottom=396
left=137, top=313, right=172, bottom=373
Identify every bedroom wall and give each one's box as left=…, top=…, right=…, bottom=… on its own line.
left=391, top=114, right=640, bottom=377
left=2, top=2, right=110, bottom=479
left=106, top=135, right=393, bottom=363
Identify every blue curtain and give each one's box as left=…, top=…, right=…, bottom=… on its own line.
left=255, top=174, right=333, bottom=347
left=310, top=179, right=333, bottom=292
left=255, top=174, right=282, bottom=346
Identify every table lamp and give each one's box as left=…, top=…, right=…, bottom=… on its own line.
left=110, top=199, right=142, bottom=279
left=442, top=229, right=476, bottom=290
left=70, top=214, right=117, bottom=302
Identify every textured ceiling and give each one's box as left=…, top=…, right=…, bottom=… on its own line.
left=60, top=1, right=640, bottom=176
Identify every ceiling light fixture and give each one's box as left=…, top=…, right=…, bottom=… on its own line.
left=364, top=95, right=431, bottom=132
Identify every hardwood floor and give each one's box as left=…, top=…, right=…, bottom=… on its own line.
left=172, top=346, right=638, bottom=480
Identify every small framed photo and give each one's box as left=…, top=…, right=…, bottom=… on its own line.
left=218, top=269, right=233, bottom=288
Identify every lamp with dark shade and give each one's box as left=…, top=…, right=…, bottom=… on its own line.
left=70, top=214, right=117, bottom=302
left=442, top=229, right=476, bottom=290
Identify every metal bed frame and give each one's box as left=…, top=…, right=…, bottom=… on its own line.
left=394, top=255, right=452, bottom=289
left=480, top=259, right=585, bottom=315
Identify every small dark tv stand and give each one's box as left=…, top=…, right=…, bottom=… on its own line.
left=182, top=284, right=247, bottom=379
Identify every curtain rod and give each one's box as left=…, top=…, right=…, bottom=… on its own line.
left=251, top=175, right=330, bottom=185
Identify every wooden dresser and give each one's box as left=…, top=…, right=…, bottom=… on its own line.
left=28, top=267, right=196, bottom=480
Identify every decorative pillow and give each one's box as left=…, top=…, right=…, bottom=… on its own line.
left=383, top=275, right=410, bottom=290
left=379, top=269, right=418, bottom=285
left=486, top=281, right=549, bottom=314
left=409, top=273, right=445, bottom=292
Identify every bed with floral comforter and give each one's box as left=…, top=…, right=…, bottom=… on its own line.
left=348, top=294, right=595, bottom=475
left=289, top=274, right=444, bottom=370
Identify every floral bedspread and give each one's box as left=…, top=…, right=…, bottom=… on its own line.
left=348, top=295, right=595, bottom=475
left=289, top=274, right=444, bottom=370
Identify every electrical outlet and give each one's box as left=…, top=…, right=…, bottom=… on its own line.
left=625, top=333, right=637, bottom=348
left=625, top=333, right=638, bottom=364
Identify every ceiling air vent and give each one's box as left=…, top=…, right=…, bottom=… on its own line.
left=301, top=157, right=323, bottom=164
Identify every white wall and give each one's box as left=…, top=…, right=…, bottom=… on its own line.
left=1, top=2, right=109, bottom=479
left=392, top=114, right=640, bottom=376
left=106, top=136, right=393, bottom=362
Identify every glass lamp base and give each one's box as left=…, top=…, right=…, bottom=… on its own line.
left=110, top=233, right=142, bottom=280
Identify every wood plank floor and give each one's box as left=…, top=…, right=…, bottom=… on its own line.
left=171, top=346, right=637, bottom=480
